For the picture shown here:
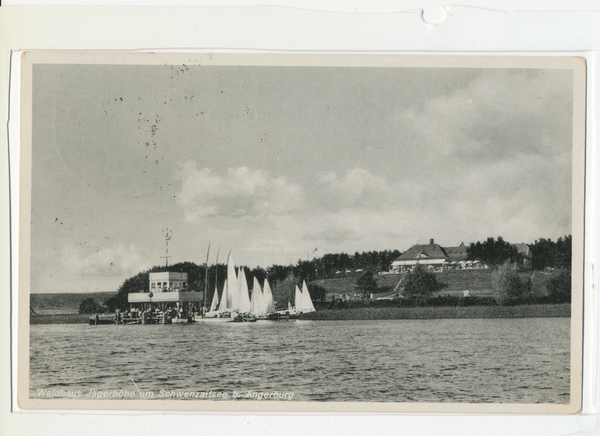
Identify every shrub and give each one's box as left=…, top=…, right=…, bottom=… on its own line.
left=355, top=271, right=378, bottom=297
left=78, top=297, right=106, bottom=314
left=402, top=265, right=447, bottom=305
left=492, top=261, right=527, bottom=305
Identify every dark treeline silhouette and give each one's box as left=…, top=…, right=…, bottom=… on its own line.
left=467, top=235, right=571, bottom=271
left=529, top=236, right=572, bottom=270
left=466, top=237, right=521, bottom=266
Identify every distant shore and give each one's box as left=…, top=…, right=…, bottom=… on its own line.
left=30, top=304, right=570, bottom=325
left=299, top=304, right=571, bottom=321
left=30, top=313, right=90, bottom=325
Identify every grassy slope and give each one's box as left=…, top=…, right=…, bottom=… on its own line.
left=311, top=269, right=495, bottom=298
left=310, top=269, right=550, bottom=299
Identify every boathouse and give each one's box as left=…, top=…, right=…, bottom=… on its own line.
left=128, top=271, right=203, bottom=312
left=149, top=271, right=188, bottom=292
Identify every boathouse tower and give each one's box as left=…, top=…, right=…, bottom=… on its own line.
left=149, top=271, right=188, bottom=292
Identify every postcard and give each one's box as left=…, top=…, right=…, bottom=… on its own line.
left=15, top=51, right=586, bottom=413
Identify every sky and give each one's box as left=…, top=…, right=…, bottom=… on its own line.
left=29, top=59, right=575, bottom=293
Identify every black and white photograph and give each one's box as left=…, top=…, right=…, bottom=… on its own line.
left=17, top=52, right=585, bottom=413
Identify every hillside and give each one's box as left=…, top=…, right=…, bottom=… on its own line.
left=30, top=292, right=115, bottom=315
left=29, top=269, right=554, bottom=314
left=309, top=269, right=546, bottom=300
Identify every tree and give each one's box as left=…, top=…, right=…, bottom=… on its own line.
left=293, top=259, right=317, bottom=281
left=272, top=272, right=297, bottom=309
left=547, top=270, right=571, bottom=303
left=492, top=261, right=525, bottom=305
left=530, top=235, right=572, bottom=271
left=78, top=297, right=106, bottom=314
left=267, top=264, right=293, bottom=287
left=554, top=235, right=572, bottom=270
left=309, top=283, right=327, bottom=303
left=402, top=265, right=446, bottom=305
left=355, top=271, right=378, bottom=297
left=467, top=236, right=521, bottom=266
left=530, top=238, right=556, bottom=270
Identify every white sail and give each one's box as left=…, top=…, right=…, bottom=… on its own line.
left=251, top=277, right=263, bottom=315
left=218, top=279, right=228, bottom=311
left=262, top=279, right=276, bottom=314
left=238, top=268, right=252, bottom=314
left=209, top=284, right=219, bottom=312
left=294, top=285, right=302, bottom=312
left=227, top=253, right=238, bottom=311
left=299, top=280, right=316, bottom=313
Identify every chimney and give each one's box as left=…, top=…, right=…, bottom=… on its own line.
left=430, top=238, right=434, bottom=245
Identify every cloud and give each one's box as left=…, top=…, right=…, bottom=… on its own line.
left=177, top=161, right=304, bottom=222
left=383, top=69, right=573, bottom=242
left=173, top=67, right=574, bottom=267
left=396, top=69, right=572, bottom=167
left=175, top=163, right=405, bottom=263
left=62, top=243, right=148, bottom=277
left=314, top=168, right=393, bottom=210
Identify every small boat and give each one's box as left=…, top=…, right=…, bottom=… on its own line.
left=171, top=316, right=193, bottom=324
left=232, top=314, right=257, bottom=322
left=197, top=310, right=234, bottom=323
left=88, top=314, right=119, bottom=325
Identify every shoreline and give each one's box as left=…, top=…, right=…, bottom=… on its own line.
left=299, top=304, right=571, bottom=320
left=30, top=304, right=571, bottom=325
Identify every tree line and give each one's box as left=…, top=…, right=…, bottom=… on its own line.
left=93, top=236, right=571, bottom=313
left=467, top=235, right=571, bottom=270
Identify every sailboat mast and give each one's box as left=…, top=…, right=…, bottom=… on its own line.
left=160, top=228, right=172, bottom=267
left=203, top=242, right=211, bottom=316
left=214, top=247, right=220, bottom=301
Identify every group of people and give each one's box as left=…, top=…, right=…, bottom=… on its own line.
left=332, top=293, right=374, bottom=302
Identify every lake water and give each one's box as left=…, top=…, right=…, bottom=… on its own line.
left=29, top=318, right=570, bottom=404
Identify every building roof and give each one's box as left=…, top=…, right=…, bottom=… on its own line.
left=394, top=241, right=449, bottom=263
left=514, top=243, right=532, bottom=258
left=444, top=243, right=468, bottom=262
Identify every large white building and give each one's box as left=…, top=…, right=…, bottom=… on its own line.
left=390, top=239, right=469, bottom=272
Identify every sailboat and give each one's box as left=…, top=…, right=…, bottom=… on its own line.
left=219, top=279, right=228, bottom=312
left=209, top=285, right=219, bottom=311
left=251, top=277, right=278, bottom=320
left=262, top=278, right=276, bottom=317
left=274, top=284, right=301, bottom=320
left=197, top=251, right=237, bottom=322
left=251, top=277, right=263, bottom=316
left=196, top=251, right=281, bottom=323
left=297, top=280, right=316, bottom=313
left=228, top=253, right=239, bottom=313
left=233, top=268, right=256, bottom=322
